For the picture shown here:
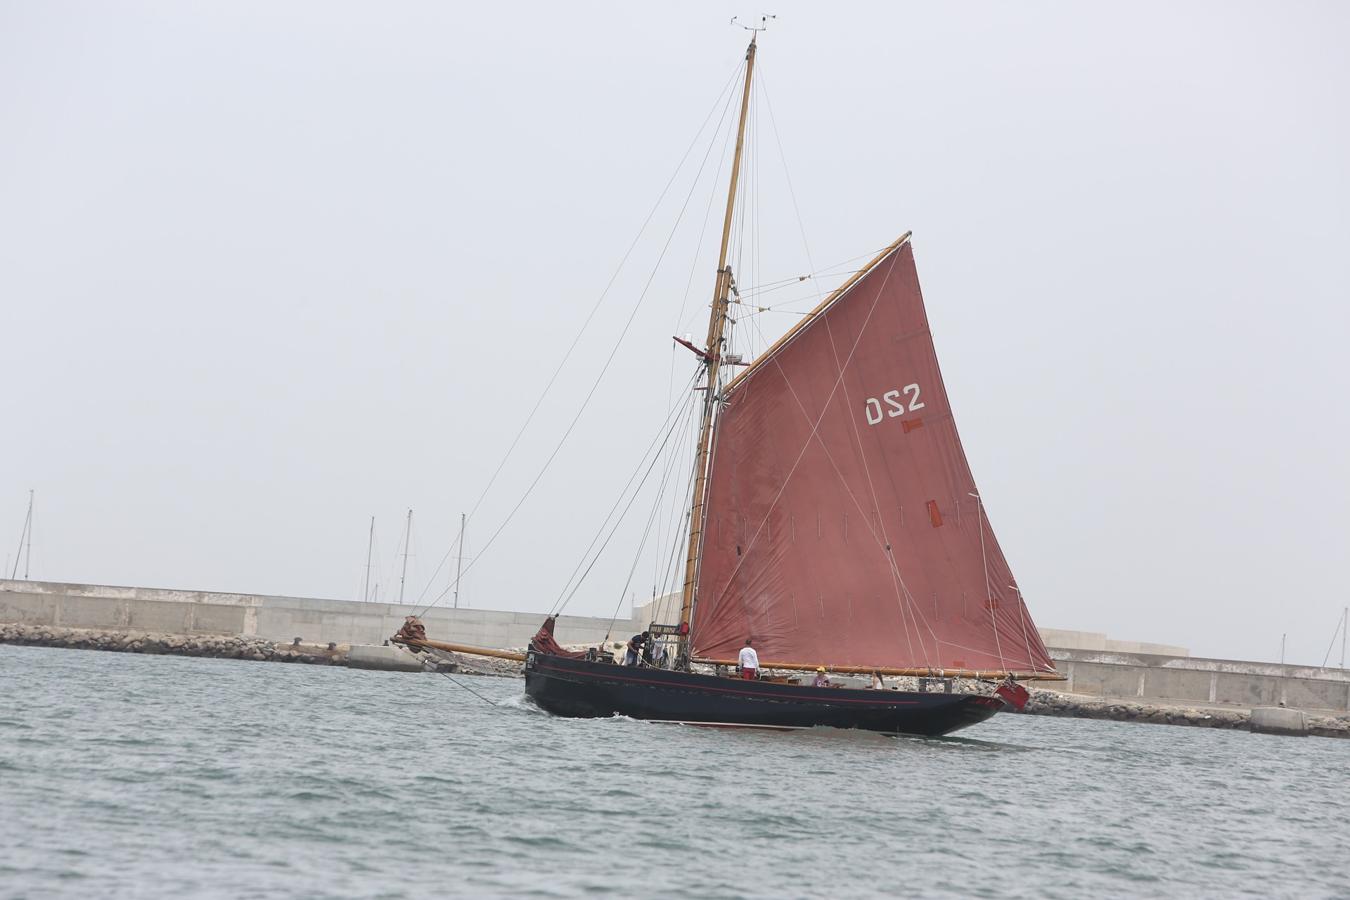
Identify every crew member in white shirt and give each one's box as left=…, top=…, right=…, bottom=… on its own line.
left=738, top=638, right=759, bottom=680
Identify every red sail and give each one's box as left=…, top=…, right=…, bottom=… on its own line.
left=690, top=240, right=1054, bottom=675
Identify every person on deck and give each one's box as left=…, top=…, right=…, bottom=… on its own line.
left=738, top=638, right=759, bottom=680
left=813, top=667, right=830, bottom=688
left=871, top=671, right=886, bottom=690
left=625, top=632, right=649, bottom=666
left=647, top=638, right=666, bottom=668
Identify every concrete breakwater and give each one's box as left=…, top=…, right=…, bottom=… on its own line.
left=10, top=579, right=1350, bottom=714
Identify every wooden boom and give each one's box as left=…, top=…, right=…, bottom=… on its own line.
left=395, top=637, right=527, bottom=662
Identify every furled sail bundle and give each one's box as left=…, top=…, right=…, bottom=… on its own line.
left=690, top=238, right=1055, bottom=676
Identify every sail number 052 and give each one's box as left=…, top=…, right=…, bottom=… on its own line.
left=863, top=384, right=924, bottom=426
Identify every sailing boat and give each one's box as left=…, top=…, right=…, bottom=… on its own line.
left=407, top=32, right=1061, bottom=736
left=515, top=34, right=1059, bottom=736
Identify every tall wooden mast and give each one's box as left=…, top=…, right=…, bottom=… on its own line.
left=677, top=35, right=757, bottom=656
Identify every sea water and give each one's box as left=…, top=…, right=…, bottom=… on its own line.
left=1, top=644, right=1346, bottom=899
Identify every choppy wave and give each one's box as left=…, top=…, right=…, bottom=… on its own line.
left=2, top=643, right=1347, bottom=899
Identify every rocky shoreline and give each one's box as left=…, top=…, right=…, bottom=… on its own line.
left=5, top=624, right=1347, bottom=737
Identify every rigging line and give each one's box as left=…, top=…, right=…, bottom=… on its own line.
left=756, top=75, right=932, bottom=668
left=646, top=390, right=702, bottom=613
left=656, top=505, right=694, bottom=626
left=704, top=251, right=920, bottom=634
left=435, top=670, right=499, bottom=707
left=806, top=312, right=1033, bottom=664
left=559, top=385, right=697, bottom=620
left=669, top=64, right=747, bottom=384
left=733, top=269, right=844, bottom=299
left=764, top=72, right=968, bottom=669
left=546, top=372, right=700, bottom=615
left=798, top=256, right=887, bottom=277
left=653, top=380, right=699, bottom=583
left=735, top=283, right=857, bottom=312
left=412, top=61, right=746, bottom=608
left=1013, top=583, right=1038, bottom=675
left=664, top=59, right=748, bottom=414
left=655, top=423, right=699, bottom=617
left=602, top=408, right=694, bottom=642
left=738, top=273, right=807, bottom=293
left=418, top=84, right=750, bottom=618
left=722, top=109, right=754, bottom=366
left=745, top=283, right=922, bottom=669
left=608, top=395, right=701, bottom=635
left=554, top=390, right=699, bottom=618
left=738, top=279, right=830, bottom=304
left=814, top=274, right=934, bottom=668
left=722, top=246, right=894, bottom=302
left=651, top=513, right=690, bottom=633
left=670, top=105, right=746, bottom=345
left=758, top=69, right=819, bottom=301
left=736, top=308, right=813, bottom=323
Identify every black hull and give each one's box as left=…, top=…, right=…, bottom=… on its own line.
left=524, top=652, right=1003, bottom=737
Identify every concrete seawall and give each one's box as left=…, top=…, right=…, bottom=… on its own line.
left=6, top=618, right=1348, bottom=738
left=0, top=578, right=643, bottom=651
left=1047, top=648, right=1350, bottom=712
left=4, top=578, right=1349, bottom=713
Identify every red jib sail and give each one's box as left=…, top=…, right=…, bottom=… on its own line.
left=690, top=239, right=1054, bottom=675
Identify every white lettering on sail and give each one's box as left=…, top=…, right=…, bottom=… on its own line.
left=864, top=398, right=883, bottom=425
left=864, top=384, right=924, bottom=426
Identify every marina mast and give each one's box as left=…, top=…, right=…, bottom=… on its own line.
left=10, top=489, right=33, bottom=580
left=362, top=515, right=375, bottom=602
left=398, top=508, right=412, bottom=605
left=454, top=512, right=466, bottom=609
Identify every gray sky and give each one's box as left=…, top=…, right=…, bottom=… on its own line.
left=2, top=1, right=1347, bottom=665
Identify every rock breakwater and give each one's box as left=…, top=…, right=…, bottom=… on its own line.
left=0, top=623, right=342, bottom=665
left=1023, top=688, right=1350, bottom=738
left=0, top=622, right=526, bottom=676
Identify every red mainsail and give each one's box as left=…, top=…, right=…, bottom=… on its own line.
left=690, top=239, right=1054, bottom=675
